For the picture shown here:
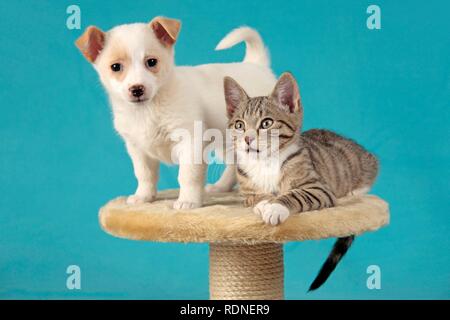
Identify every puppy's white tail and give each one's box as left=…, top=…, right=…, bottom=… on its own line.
left=215, top=27, right=270, bottom=67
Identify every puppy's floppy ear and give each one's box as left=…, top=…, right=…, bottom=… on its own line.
left=75, top=26, right=105, bottom=63
left=150, top=16, right=181, bottom=47
left=270, top=72, right=302, bottom=113
left=224, top=77, right=249, bottom=118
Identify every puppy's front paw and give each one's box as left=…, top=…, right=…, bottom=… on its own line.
left=254, top=201, right=290, bottom=226
left=173, top=200, right=201, bottom=210
left=126, top=194, right=155, bottom=205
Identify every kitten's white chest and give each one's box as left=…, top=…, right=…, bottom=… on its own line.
left=239, top=144, right=301, bottom=195
left=242, top=156, right=281, bottom=194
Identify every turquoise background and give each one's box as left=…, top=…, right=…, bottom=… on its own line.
left=0, top=0, right=449, bottom=299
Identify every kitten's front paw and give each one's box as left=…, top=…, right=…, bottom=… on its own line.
left=173, top=200, right=201, bottom=210
left=254, top=201, right=290, bottom=226
left=253, top=200, right=269, bottom=218
left=126, top=194, right=155, bottom=205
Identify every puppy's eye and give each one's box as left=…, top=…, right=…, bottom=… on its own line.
left=260, top=118, right=273, bottom=129
left=235, top=121, right=245, bottom=131
left=146, top=58, right=158, bottom=68
left=111, top=63, right=122, bottom=72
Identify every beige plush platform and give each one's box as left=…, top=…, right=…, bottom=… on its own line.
left=99, top=189, right=389, bottom=244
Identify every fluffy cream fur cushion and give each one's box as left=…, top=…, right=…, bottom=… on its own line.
left=99, top=189, right=389, bottom=244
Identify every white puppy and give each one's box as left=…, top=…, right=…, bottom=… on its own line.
left=76, top=17, right=276, bottom=209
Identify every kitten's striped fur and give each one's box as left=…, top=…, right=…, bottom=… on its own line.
left=224, top=72, right=379, bottom=291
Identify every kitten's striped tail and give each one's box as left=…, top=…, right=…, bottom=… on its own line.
left=215, top=27, right=270, bottom=67
left=308, top=236, right=355, bottom=291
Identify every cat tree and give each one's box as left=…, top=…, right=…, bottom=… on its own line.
left=99, top=189, right=389, bottom=299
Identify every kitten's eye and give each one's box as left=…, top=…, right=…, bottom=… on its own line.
left=146, top=58, right=158, bottom=68
left=111, top=63, right=122, bottom=72
left=235, top=121, right=245, bottom=131
left=260, top=118, right=273, bottom=129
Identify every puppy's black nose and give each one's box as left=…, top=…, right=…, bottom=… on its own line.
left=129, top=85, right=145, bottom=98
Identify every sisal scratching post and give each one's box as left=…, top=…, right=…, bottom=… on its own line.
left=99, top=189, right=389, bottom=299
left=209, top=243, right=284, bottom=300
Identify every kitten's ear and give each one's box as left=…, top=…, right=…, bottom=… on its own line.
left=270, top=72, right=301, bottom=113
left=75, top=26, right=105, bottom=63
left=224, top=77, right=249, bottom=118
left=150, top=16, right=181, bottom=47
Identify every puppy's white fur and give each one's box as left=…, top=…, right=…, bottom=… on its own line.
left=76, top=18, right=276, bottom=208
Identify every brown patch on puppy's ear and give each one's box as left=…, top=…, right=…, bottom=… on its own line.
left=224, top=77, right=249, bottom=118
left=150, top=16, right=181, bottom=47
left=271, top=72, right=302, bottom=113
left=75, top=26, right=105, bottom=63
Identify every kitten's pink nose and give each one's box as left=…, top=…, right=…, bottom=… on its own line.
left=245, top=136, right=254, bottom=145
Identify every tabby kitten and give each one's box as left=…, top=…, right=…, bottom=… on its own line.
left=224, top=72, right=379, bottom=290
